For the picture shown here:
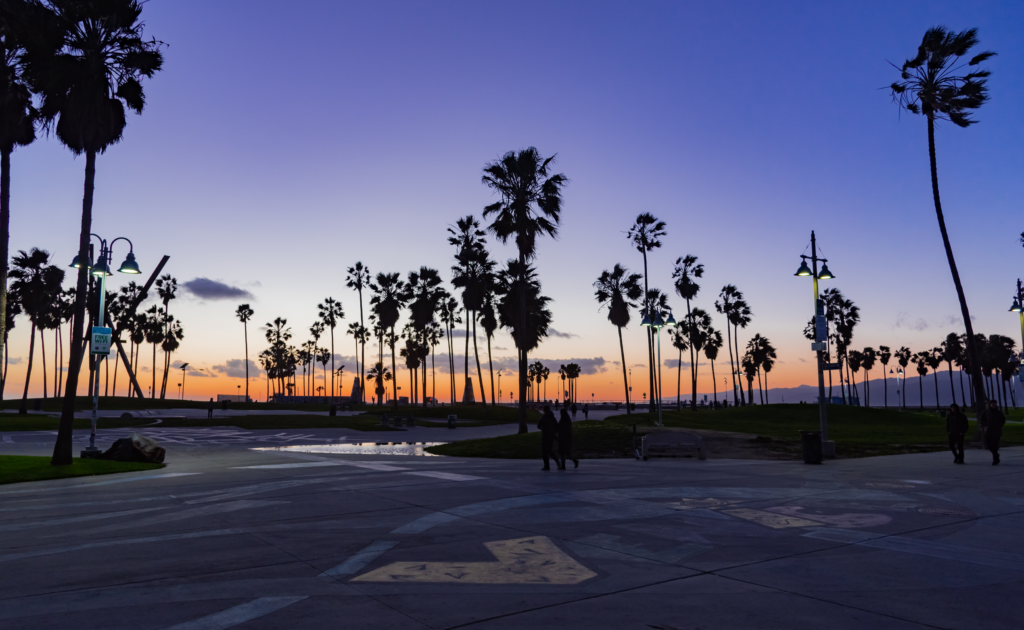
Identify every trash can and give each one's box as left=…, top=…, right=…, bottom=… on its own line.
left=329, top=404, right=337, bottom=417
left=800, top=430, right=822, bottom=465
left=447, top=414, right=457, bottom=429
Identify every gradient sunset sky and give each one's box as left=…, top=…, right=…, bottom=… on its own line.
left=7, top=0, right=1024, bottom=402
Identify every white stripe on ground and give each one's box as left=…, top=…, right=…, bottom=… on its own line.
left=391, top=512, right=461, bottom=534
left=159, top=596, right=308, bottom=630
left=73, top=500, right=288, bottom=535
left=234, top=462, right=344, bottom=469
left=404, top=471, right=486, bottom=482
left=320, top=540, right=398, bottom=577
left=390, top=494, right=568, bottom=534
left=0, top=473, right=202, bottom=496
left=0, top=506, right=172, bottom=533
left=804, top=528, right=1024, bottom=572
left=0, top=528, right=247, bottom=563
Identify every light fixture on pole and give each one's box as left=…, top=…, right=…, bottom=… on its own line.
left=180, top=363, right=189, bottom=400
left=794, top=230, right=836, bottom=458
left=1010, top=279, right=1024, bottom=357
left=71, top=235, right=141, bottom=456
left=642, top=307, right=676, bottom=427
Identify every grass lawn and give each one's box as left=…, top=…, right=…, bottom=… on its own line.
left=1, top=396, right=376, bottom=414
left=362, top=404, right=540, bottom=424
left=0, top=414, right=401, bottom=432
left=0, top=455, right=163, bottom=485
left=427, top=404, right=1024, bottom=460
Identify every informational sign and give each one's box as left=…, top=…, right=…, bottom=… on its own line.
left=90, top=326, right=112, bottom=356
left=815, top=314, right=827, bottom=342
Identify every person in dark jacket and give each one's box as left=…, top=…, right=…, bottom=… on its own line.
left=558, top=408, right=579, bottom=469
left=570, top=402, right=578, bottom=420
left=946, top=403, right=968, bottom=464
left=980, top=399, right=1006, bottom=465
left=207, top=398, right=215, bottom=420
left=538, top=406, right=560, bottom=471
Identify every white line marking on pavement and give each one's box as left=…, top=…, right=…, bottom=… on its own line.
left=0, top=528, right=247, bottom=563
left=73, top=500, right=289, bottom=535
left=159, top=596, right=308, bottom=630
left=404, top=471, right=486, bottom=482
left=391, top=512, right=462, bottom=534
left=233, top=462, right=344, bottom=469
left=320, top=540, right=398, bottom=577
left=0, top=506, right=173, bottom=533
left=804, top=528, right=1024, bottom=572
left=0, top=473, right=202, bottom=496
left=390, top=494, right=569, bottom=534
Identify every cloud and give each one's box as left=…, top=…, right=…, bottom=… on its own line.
left=7, top=356, right=21, bottom=365
left=894, top=312, right=928, bottom=332
left=182, top=278, right=254, bottom=301
left=663, top=359, right=707, bottom=369
left=211, top=359, right=262, bottom=378
left=798, top=357, right=807, bottom=363
left=547, top=328, right=578, bottom=339
left=494, top=346, right=508, bottom=351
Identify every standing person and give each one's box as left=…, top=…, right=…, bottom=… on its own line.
left=538, top=405, right=560, bottom=471
left=946, top=403, right=968, bottom=464
left=571, top=401, right=578, bottom=420
left=207, top=398, right=215, bottom=420
left=558, top=408, right=579, bottom=469
left=583, top=403, right=589, bottom=421
left=980, top=399, right=1006, bottom=465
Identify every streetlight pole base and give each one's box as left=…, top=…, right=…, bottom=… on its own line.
left=822, top=440, right=836, bottom=459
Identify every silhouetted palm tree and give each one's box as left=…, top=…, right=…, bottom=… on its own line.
left=9, top=248, right=62, bottom=413
left=889, top=27, right=994, bottom=414
left=369, top=272, right=407, bottom=409
left=154, top=275, right=177, bottom=398
left=495, top=260, right=552, bottom=416
left=594, top=264, right=642, bottom=414
left=0, top=289, right=21, bottom=399
left=628, top=213, right=665, bottom=413
left=729, top=292, right=752, bottom=405
left=449, top=215, right=491, bottom=403
left=926, top=348, right=943, bottom=407
left=861, top=347, right=876, bottom=407
left=23, top=0, right=164, bottom=463
left=940, top=332, right=963, bottom=406
left=235, top=304, right=254, bottom=402
left=479, top=292, right=498, bottom=404
left=672, top=255, right=704, bottom=409
left=406, top=267, right=443, bottom=407
left=682, top=308, right=712, bottom=406
left=878, top=345, right=892, bottom=407
left=318, top=297, right=344, bottom=400
left=0, top=9, right=37, bottom=379
left=482, top=148, right=566, bottom=433
left=367, top=361, right=391, bottom=406
left=308, top=321, right=324, bottom=400
left=715, top=285, right=742, bottom=406
left=346, top=262, right=370, bottom=403
left=895, top=346, right=912, bottom=409
left=705, top=327, right=723, bottom=408
left=848, top=350, right=863, bottom=405
left=669, top=325, right=688, bottom=409
left=438, top=295, right=461, bottom=404
left=914, top=352, right=929, bottom=410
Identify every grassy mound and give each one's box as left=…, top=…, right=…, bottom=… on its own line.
left=0, top=455, right=164, bottom=485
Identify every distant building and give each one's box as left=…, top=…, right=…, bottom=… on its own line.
left=217, top=394, right=250, bottom=403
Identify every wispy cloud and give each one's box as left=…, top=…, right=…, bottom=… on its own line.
left=547, top=328, right=578, bottom=339
left=182, top=278, right=254, bottom=301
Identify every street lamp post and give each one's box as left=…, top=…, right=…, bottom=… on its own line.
left=71, top=235, right=141, bottom=455
left=497, top=370, right=502, bottom=405
left=641, top=308, right=676, bottom=427
left=180, top=363, right=189, bottom=400
left=794, top=230, right=835, bottom=458
left=1009, top=279, right=1024, bottom=353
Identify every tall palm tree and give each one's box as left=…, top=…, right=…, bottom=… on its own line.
left=878, top=345, right=892, bottom=407
left=895, top=346, right=912, bottom=409
left=154, top=275, right=176, bottom=398
left=406, top=267, right=443, bottom=407
left=847, top=349, right=863, bottom=405
left=594, top=264, right=642, bottom=414
left=704, top=328, right=723, bottom=408
left=682, top=307, right=712, bottom=407
left=478, top=292, right=498, bottom=405
left=438, top=295, right=460, bottom=404
left=644, top=288, right=670, bottom=408
left=25, top=0, right=164, bottom=464
left=308, top=321, right=324, bottom=401
left=889, top=27, right=994, bottom=415
left=672, top=255, right=704, bottom=409
left=366, top=361, right=391, bottom=406
left=449, top=215, right=494, bottom=406
left=495, top=260, right=552, bottom=420
left=914, top=352, right=929, bottom=410
left=235, top=304, right=254, bottom=402
left=715, top=286, right=742, bottom=406
left=627, top=213, right=665, bottom=413
left=369, top=272, right=407, bottom=409
left=317, top=297, right=344, bottom=400
left=730, top=293, right=752, bottom=405
left=0, top=9, right=37, bottom=379
left=482, top=148, right=566, bottom=433
left=1, top=290, right=21, bottom=400
left=9, top=248, right=62, bottom=413
left=861, top=347, right=876, bottom=407
left=142, top=305, right=164, bottom=398
left=345, top=262, right=370, bottom=403
left=954, top=333, right=970, bottom=407
left=940, top=332, right=963, bottom=406
left=669, top=325, right=688, bottom=409
left=926, top=347, right=944, bottom=407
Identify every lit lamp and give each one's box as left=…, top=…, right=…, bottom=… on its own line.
left=794, top=230, right=836, bottom=458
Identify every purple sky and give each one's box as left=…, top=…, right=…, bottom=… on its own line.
left=6, top=0, right=1023, bottom=400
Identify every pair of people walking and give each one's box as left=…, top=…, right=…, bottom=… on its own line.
left=947, top=400, right=1006, bottom=465
left=538, top=405, right=579, bottom=471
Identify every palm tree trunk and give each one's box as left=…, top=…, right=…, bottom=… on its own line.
left=19, top=322, right=36, bottom=414
left=618, top=326, right=631, bottom=414
left=40, top=326, right=47, bottom=398
left=111, top=333, right=119, bottom=397
left=472, top=315, right=486, bottom=406
left=2, top=332, right=8, bottom=399
left=734, top=324, right=745, bottom=405
left=925, top=116, right=987, bottom=414
left=641, top=249, right=655, bottom=414
left=464, top=312, right=470, bottom=401
left=686, top=299, right=697, bottom=410
left=959, top=368, right=966, bottom=409
left=390, top=328, right=398, bottom=409
left=517, top=252, right=528, bottom=433
left=933, top=371, right=940, bottom=408
left=486, top=334, right=495, bottom=406
left=0, top=149, right=11, bottom=402
left=919, top=374, right=924, bottom=410
left=883, top=365, right=888, bottom=407
left=756, top=367, right=764, bottom=405
left=710, top=358, right=717, bottom=408
left=676, top=346, right=682, bottom=409
left=329, top=326, right=335, bottom=400
left=151, top=342, right=157, bottom=399
left=725, top=319, right=737, bottom=406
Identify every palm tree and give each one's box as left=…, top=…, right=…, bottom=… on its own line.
left=482, top=147, right=566, bottom=433
left=753, top=335, right=777, bottom=404
left=479, top=291, right=498, bottom=405
left=914, top=352, right=929, bottom=410
left=940, top=332, right=963, bottom=406
left=895, top=346, right=912, bottom=409
left=715, top=286, right=742, bottom=407
left=926, top=348, right=944, bottom=407
left=954, top=333, right=971, bottom=407
left=366, top=361, right=391, bottom=406
left=861, top=347, right=876, bottom=407
left=741, top=351, right=757, bottom=404
left=317, top=298, right=344, bottom=399
left=729, top=293, right=752, bottom=405
left=878, top=345, right=892, bottom=407
left=234, top=304, right=254, bottom=402
left=672, top=255, right=704, bottom=409
left=847, top=350, right=863, bottom=405
left=369, top=272, right=407, bottom=409
left=9, top=248, right=62, bottom=413
left=1, top=290, right=21, bottom=400
left=704, top=328, right=723, bottom=408
left=161, top=317, right=183, bottom=391
left=594, top=264, right=642, bottom=414
left=889, top=27, right=994, bottom=414
left=669, top=325, right=688, bottom=409
left=406, top=267, right=443, bottom=407
left=682, top=308, right=712, bottom=406
left=308, top=321, right=325, bottom=401
left=142, top=305, right=165, bottom=398
left=495, top=260, right=552, bottom=421
left=345, top=262, right=370, bottom=403
left=25, top=0, right=164, bottom=464
left=627, top=213, right=666, bottom=414
left=645, top=287, right=670, bottom=409
left=154, top=275, right=177, bottom=398
left=438, top=295, right=460, bottom=404
left=0, top=10, right=37, bottom=380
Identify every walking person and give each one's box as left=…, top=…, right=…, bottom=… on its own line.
left=583, top=403, right=589, bottom=421
left=538, top=405, right=560, bottom=471
left=207, top=397, right=215, bottom=420
left=558, top=408, right=579, bottom=469
left=571, top=401, right=577, bottom=420
left=946, top=403, right=968, bottom=464
left=980, top=399, right=1006, bottom=465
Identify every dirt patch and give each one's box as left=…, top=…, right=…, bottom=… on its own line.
left=635, top=427, right=802, bottom=461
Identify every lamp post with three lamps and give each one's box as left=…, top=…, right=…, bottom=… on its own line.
left=71, top=235, right=141, bottom=455
left=641, top=308, right=676, bottom=427
left=794, top=230, right=836, bottom=458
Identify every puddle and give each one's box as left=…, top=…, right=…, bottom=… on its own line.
left=253, top=442, right=446, bottom=456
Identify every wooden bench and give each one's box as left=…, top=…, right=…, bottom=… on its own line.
left=641, top=432, right=706, bottom=460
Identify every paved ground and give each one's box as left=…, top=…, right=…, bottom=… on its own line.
left=1, top=426, right=1021, bottom=629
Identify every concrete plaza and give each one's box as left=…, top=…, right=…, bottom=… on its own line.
left=0, top=424, right=1021, bottom=629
